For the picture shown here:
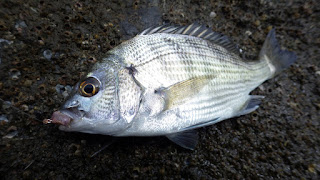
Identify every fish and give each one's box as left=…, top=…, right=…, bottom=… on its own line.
left=43, top=24, right=297, bottom=149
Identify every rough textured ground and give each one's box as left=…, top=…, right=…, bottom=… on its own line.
left=0, top=0, right=319, bottom=179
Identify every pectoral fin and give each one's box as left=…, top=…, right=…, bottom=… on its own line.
left=166, top=130, right=198, bottom=150
left=161, top=75, right=215, bottom=110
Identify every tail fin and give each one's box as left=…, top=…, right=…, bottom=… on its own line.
left=259, top=29, right=297, bottom=78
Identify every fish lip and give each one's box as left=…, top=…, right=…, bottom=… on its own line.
left=60, top=108, right=81, bottom=119
left=59, top=108, right=85, bottom=126
left=43, top=111, right=73, bottom=126
left=43, top=108, right=84, bottom=127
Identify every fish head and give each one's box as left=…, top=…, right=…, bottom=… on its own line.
left=47, top=61, right=130, bottom=135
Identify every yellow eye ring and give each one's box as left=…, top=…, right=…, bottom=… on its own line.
left=79, top=77, right=100, bottom=97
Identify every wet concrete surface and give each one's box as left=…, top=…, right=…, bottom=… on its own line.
left=0, top=0, right=319, bottom=179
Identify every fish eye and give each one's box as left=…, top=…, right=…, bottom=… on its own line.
left=79, top=77, right=100, bottom=97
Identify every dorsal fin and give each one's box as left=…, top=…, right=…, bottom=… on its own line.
left=139, top=23, right=240, bottom=55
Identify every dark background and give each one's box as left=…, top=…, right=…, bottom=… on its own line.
left=0, top=0, right=319, bottom=179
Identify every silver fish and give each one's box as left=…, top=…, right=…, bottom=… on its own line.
left=44, top=24, right=296, bottom=149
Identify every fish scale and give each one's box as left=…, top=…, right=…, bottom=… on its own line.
left=47, top=24, right=297, bottom=150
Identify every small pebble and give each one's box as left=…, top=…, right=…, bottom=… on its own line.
left=308, top=164, right=316, bottom=173
left=7, top=125, right=17, bottom=132
left=0, top=38, right=13, bottom=46
left=14, top=20, right=27, bottom=29
left=88, top=57, right=97, bottom=63
left=62, top=91, right=69, bottom=98
left=30, top=7, right=38, bottom=13
left=245, top=30, right=252, bottom=36
left=24, top=79, right=33, bottom=86
left=82, top=40, right=89, bottom=46
left=54, top=52, right=61, bottom=59
left=65, top=86, right=72, bottom=96
left=267, top=25, right=273, bottom=32
left=55, top=84, right=72, bottom=98
left=74, top=149, right=82, bottom=156
left=2, top=101, right=12, bottom=110
left=9, top=68, right=21, bottom=80
left=3, top=130, right=18, bottom=139
left=258, top=84, right=265, bottom=91
left=0, top=114, right=9, bottom=124
left=43, top=50, right=53, bottom=60
left=15, top=20, right=27, bottom=34
left=21, top=104, right=29, bottom=111
left=209, top=11, right=217, bottom=18
left=254, top=20, right=261, bottom=27
left=55, top=84, right=65, bottom=94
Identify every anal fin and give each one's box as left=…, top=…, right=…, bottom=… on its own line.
left=166, top=130, right=198, bottom=150
left=237, top=95, right=264, bottom=116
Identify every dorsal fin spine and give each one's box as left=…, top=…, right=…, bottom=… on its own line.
left=139, top=23, right=240, bottom=55
left=197, top=28, right=208, bottom=37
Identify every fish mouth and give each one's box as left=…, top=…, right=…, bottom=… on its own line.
left=43, top=108, right=84, bottom=126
